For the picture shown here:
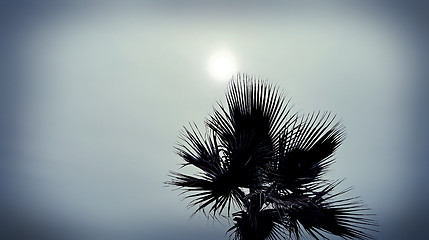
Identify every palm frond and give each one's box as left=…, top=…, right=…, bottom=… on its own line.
left=168, top=171, right=245, bottom=216
left=167, top=124, right=245, bottom=215
left=175, top=123, right=223, bottom=174
left=281, top=181, right=378, bottom=240
left=206, top=75, right=294, bottom=187
left=273, top=112, right=346, bottom=191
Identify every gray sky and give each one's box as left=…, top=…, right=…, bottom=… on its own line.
left=1, top=1, right=428, bottom=239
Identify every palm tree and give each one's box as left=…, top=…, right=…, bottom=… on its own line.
left=167, top=74, right=377, bottom=240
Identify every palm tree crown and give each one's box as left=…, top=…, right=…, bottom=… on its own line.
left=167, top=74, right=377, bottom=240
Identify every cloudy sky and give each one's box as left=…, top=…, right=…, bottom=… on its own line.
left=1, top=1, right=428, bottom=239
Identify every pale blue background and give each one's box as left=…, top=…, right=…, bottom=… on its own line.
left=1, top=1, right=428, bottom=239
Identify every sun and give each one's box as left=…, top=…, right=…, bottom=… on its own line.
left=207, top=50, right=238, bottom=82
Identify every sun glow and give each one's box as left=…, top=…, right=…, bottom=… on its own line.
left=207, top=50, right=237, bottom=82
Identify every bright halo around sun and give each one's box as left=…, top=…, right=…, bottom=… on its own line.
left=207, top=50, right=238, bottom=82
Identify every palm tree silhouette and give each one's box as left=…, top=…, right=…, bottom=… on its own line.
left=167, top=74, right=377, bottom=240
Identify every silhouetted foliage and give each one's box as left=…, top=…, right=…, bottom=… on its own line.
left=167, top=74, right=377, bottom=240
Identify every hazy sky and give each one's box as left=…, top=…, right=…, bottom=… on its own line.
left=1, top=1, right=428, bottom=239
